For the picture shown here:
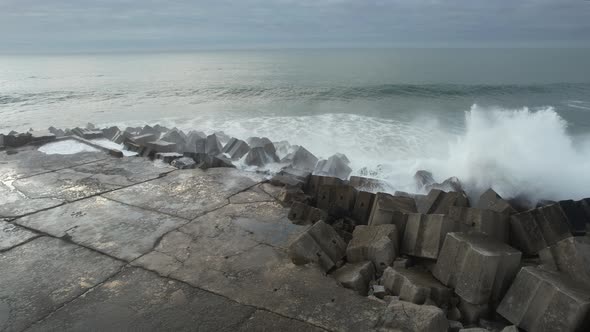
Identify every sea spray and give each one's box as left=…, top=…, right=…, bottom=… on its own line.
left=84, top=104, right=590, bottom=204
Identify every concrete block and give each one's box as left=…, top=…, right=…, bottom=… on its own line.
left=270, top=174, right=305, bottom=188
left=448, top=206, right=510, bottom=242
left=477, top=188, right=516, bottom=215
left=146, top=140, right=177, bottom=153
left=349, top=176, right=389, bottom=192
left=457, top=299, right=490, bottom=324
left=48, top=126, right=65, bottom=138
left=290, top=146, right=318, bottom=171
left=402, top=214, right=456, bottom=259
left=332, top=261, right=375, bottom=295
left=4, top=133, right=32, bottom=147
left=161, top=130, right=186, bottom=150
left=314, top=154, right=352, bottom=180
left=316, top=184, right=357, bottom=214
left=30, top=130, right=56, bottom=142
left=368, top=193, right=417, bottom=236
left=414, top=170, right=435, bottom=190
left=278, top=167, right=311, bottom=184
left=538, top=236, right=590, bottom=285
left=138, top=125, right=160, bottom=136
left=426, top=176, right=464, bottom=193
left=247, top=137, right=279, bottom=162
left=221, top=138, right=250, bottom=160
left=433, top=232, right=522, bottom=306
left=372, top=284, right=386, bottom=299
left=352, top=191, right=376, bottom=225
left=378, top=300, right=449, bottom=332
left=558, top=199, right=588, bottom=235
left=244, top=147, right=275, bottom=167
left=382, top=266, right=451, bottom=307
left=304, top=175, right=344, bottom=201
left=131, top=133, right=158, bottom=145
left=347, top=224, right=398, bottom=273
left=418, top=189, right=469, bottom=214
left=511, top=204, right=571, bottom=255
left=288, top=220, right=346, bottom=272
left=101, top=126, right=121, bottom=141
left=155, top=152, right=183, bottom=163
left=497, top=266, right=590, bottom=332
left=71, top=128, right=103, bottom=139
left=205, top=133, right=223, bottom=155
left=288, top=202, right=328, bottom=225
left=170, top=157, right=197, bottom=169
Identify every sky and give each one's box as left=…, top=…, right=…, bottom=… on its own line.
left=1, top=0, right=590, bottom=53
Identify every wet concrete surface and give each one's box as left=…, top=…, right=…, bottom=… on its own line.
left=0, top=145, right=401, bottom=331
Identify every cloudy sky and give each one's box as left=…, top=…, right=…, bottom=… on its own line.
left=1, top=0, right=589, bottom=53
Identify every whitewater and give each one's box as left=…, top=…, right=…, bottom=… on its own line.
left=2, top=49, right=590, bottom=204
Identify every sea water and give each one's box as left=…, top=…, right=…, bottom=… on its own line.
left=2, top=48, right=590, bottom=202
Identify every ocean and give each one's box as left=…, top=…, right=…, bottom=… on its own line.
left=2, top=48, right=590, bottom=202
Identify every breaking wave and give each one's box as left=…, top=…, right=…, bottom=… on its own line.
left=137, top=104, right=590, bottom=203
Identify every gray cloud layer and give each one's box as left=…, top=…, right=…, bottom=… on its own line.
left=1, top=0, right=589, bottom=52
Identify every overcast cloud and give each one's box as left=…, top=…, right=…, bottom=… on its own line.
left=1, top=0, right=589, bottom=52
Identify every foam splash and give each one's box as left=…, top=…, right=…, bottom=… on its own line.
left=101, top=104, right=590, bottom=203
left=38, top=140, right=99, bottom=154
left=424, top=105, right=590, bottom=203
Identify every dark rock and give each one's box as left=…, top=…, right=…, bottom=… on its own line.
left=372, top=285, right=386, bottom=299
left=221, top=138, right=250, bottom=160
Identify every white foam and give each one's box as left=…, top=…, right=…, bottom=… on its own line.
left=90, top=138, right=138, bottom=156
left=99, top=104, right=590, bottom=203
left=38, top=140, right=100, bottom=155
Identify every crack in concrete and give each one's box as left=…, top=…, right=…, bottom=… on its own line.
left=0, top=234, right=42, bottom=253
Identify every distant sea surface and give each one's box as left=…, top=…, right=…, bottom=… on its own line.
left=2, top=48, right=590, bottom=201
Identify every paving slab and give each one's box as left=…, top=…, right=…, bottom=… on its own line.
left=0, top=146, right=106, bottom=181
left=133, top=201, right=393, bottom=331
left=104, top=168, right=265, bottom=220
left=11, top=157, right=174, bottom=202
left=238, top=310, right=325, bottom=332
left=26, top=267, right=260, bottom=332
left=229, top=184, right=275, bottom=204
left=16, top=196, right=187, bottom=261
left=0, top=181, right=63, bottom=218
left=0, top=237, right=124, bottom=332
left=0, top=220, right=39, bottom=251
